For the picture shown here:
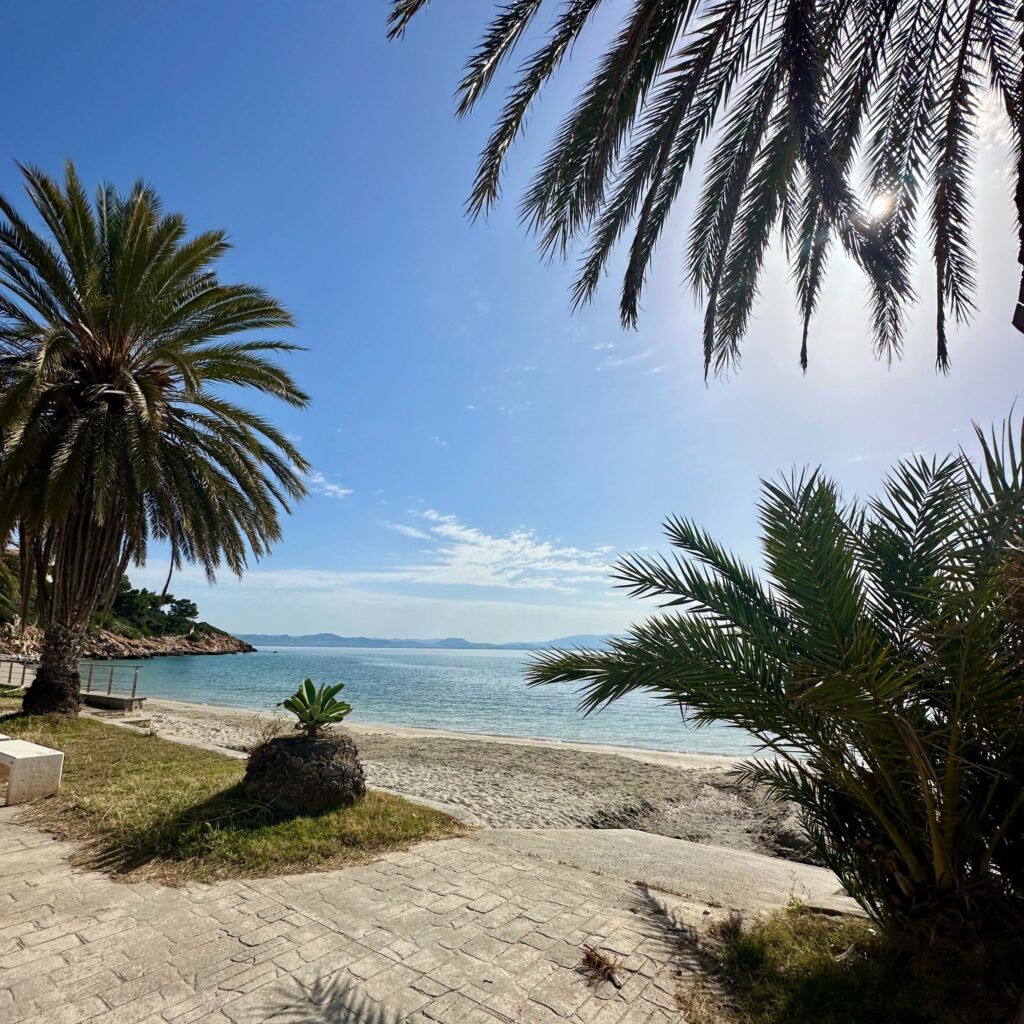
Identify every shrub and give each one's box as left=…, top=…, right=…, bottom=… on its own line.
left=531, top=418, right=1024, bottom=948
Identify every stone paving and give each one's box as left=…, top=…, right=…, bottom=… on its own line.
left=0, top=807, right=701, bottom=1023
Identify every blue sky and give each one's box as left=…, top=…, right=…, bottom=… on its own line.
left=7, top=2, right=1024, bottom=640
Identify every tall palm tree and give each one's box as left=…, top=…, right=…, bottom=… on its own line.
left=0, top=163, right=309, bottom=715
left=390, top=1, right=1023, bottom=375
left=529, top=423, right=1024, bottom=949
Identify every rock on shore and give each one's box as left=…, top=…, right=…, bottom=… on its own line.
left=0, top=622, right=255, bottom=660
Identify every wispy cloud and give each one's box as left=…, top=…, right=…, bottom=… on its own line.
left=597, top=349, right=653, bottom=371
left=388, top=523, right=431, bottom=540
left=161, top=513, right=612, bottom=595
left=308, top=471, right=353, bottom=499
left=378, top=510, right=614, bottom=593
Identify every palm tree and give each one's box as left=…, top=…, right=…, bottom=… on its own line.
left=390, top=1, right=1023, bottom=375
left=529, top=422, right=1024, bottom=949
left=0, top=163, right=309, bottom=716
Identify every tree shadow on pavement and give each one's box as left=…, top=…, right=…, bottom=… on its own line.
left=254, top=974, right=402, bottom=1024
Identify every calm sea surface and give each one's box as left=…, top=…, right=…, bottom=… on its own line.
left=126, top=646, right=753, bottom=755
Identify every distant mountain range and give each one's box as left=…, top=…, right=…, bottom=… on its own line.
left=236, top=632, right=613, bottom=651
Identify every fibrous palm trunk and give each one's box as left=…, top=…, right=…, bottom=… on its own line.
left=23, top=621, right=86, bottom=716
left=20, top=501, right=128, bottom=717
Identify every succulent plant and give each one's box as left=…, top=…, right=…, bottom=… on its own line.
left=280, top=679, right=352, bottom=737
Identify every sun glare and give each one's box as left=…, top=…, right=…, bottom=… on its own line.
left=867, top=192, right=893, bottom=220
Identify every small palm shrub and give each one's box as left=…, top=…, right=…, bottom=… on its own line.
left=530, top=420, right=1024, bottom=948
left=281, top=679, right=352, bottom=737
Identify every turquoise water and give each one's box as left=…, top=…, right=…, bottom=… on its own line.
left=128, top=646, right=754, bottom=755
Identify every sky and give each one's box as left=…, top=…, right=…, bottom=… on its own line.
left=6, top=2, right=1024, bottom=641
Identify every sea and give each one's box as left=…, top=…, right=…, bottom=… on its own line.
left=127, top=645, right=755, bottom=756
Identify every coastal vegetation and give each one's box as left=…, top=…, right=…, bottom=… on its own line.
left=0, top=694, right=460, bottom=883
left=0, top=162, right=309, bottom=715
left=531, top=419, right=1024, bottom=988
left=679, top=901, right=1008, bottom=1024
left=243, top=681, right=367, bottom=815
left=391, top=0, right=1024, bottom=371
left=3, top=565, right=216, bottom=638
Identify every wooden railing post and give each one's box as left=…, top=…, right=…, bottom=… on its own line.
left=20, top=664, right=26, bottom=688
left=107, top=666, right=114, bottom=695
left=131, top=668, right=138, bottom=699
left=86, top=664, right=94, bottom=693
left=6, top=662, right=12, bottom=687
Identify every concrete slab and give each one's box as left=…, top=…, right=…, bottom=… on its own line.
left=474, top=828, right=863, bottom=917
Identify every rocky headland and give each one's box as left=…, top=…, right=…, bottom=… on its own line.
left=0, top=622, right=254, bottom=661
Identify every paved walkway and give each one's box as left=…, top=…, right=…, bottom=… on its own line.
left=1, top=808, right=704, bottom=1024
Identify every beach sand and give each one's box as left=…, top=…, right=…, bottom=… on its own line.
left=137, top=698, right=810, bottom=862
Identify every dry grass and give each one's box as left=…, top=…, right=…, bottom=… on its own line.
left=674, top=979, right=722, bottom=1024
left=691, top=901, right=1018, bottom=1024
left=0, top=700, right=465, bottom=884
left=579, top=944, right=625, bottom=989
left=232, top=710, right=290, bottom=753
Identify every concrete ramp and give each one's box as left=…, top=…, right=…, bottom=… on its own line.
left=474, top=827, right=863, bottom=917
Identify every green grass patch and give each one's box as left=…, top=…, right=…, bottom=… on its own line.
left=678, top=901, right=1016, bottom=1024
left=0, top=702, right=465, bottom=883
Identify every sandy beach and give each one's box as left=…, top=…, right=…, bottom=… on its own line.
left=135, top=698, right=809, bottom=861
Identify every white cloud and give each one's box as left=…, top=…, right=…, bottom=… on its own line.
left=388, top=523, right=431, bottom=540
left=128, top=562, right=631, bottom=642
left=155, top=512, right=610, bottom=595
left=308, top=471, right=353, bottom=499
left=597, top=349, right=653, bottom=371
left=431, top=436, right=448, bottom=447
left=384, top=510, right=613, bottom=592
left=593, top=342, right=615, bottom=351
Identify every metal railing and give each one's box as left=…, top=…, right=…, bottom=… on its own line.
left=0, top=659, right=140, bottom=697
left=81, top=662, right=141, bottom=698
left=0, top=660, right=36, bottom=690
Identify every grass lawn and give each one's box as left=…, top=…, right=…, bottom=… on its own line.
left=0, top=697, right=465, bottom=883
left=676, top=901, right=1014, bottom=1024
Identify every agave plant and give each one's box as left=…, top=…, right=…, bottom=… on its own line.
left=530, top=420, right=1024, bottom=941
left=281, top=680, right=353, bottom=738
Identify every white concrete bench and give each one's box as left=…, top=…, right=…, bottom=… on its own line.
left=0, top=739, right=64, bottom=804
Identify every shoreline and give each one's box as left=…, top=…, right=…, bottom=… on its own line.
left=145, top=696, right=744, bottom=769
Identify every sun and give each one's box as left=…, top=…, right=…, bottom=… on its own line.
left=866, top=193, right=893, bottom=220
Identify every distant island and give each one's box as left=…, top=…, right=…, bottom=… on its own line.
left=236, top=632, right=613, bottom=651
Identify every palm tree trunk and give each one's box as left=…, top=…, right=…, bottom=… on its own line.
left=22, top=621, right=86, bottom=716
left=19, top=497, right=128, bottom=717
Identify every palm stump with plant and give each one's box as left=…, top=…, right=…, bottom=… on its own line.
left=0, top=162, right=308, bottom=715
left=531, top=423, right=1024, bottom=976
left=244, top=681, right=366, bottom=816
